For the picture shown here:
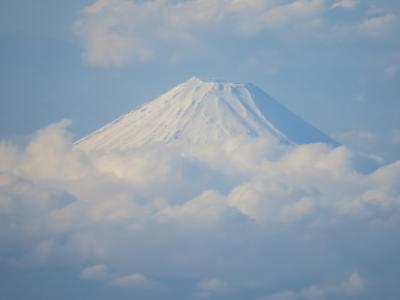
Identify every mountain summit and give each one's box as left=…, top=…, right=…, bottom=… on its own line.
left=76, top=77, right=338, bottom=152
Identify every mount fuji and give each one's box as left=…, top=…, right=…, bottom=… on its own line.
left=76, top=77, right=338, bottom=152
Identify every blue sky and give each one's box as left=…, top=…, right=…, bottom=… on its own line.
left=1, top=1, right=400, bottom=300
left=1, top=0, right=400, bottom=163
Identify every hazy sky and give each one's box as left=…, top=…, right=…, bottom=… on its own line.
left=1, top=1, right=400, bottom=300
left=1, top=0, right=399, bottom=162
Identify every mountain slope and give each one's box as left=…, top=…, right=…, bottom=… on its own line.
left=76, top=77, right=338, bottom=152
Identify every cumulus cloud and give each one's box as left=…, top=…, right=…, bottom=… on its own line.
left=1, top=120, right=400, bottom=298
left=74, top=0, right=327, bottom=66
left=335, top=129, right=382, bottom=166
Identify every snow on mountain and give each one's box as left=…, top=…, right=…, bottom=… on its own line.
left=75, top=77, right=338, bottom=152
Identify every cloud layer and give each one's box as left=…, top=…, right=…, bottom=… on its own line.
left=74, top=0, right=399, bottom=66
left=1, top=120, right=400, bottom=298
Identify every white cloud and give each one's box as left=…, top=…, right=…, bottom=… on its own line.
left=335, top=129, right=384, bottom=169
left=356, top=14, right=397, bottom=36
left=74, top=0, right=327, bottom=66
left=331, top=0, right=357, bottom=10
left=244, top=0, right=325, bottom=33
left=157, top=190, right=228, bottom=225
left=81, top=264, right=109, bottom=279
left=277, top=196, right=315, bottom=222
left=1, top=120, right=400, bottom=298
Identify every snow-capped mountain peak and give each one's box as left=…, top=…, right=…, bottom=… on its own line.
left=76, top=77, right=338, bottom=152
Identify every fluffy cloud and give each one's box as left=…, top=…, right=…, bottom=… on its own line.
left=74, top=0, right=326, bottom=66
left=73, top=0, right=400, bottom=67
left=334, top=129, right=384, bottom=169
left=1, top=120, right=400, bottom=299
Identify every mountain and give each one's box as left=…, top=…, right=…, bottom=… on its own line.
left=75, top=77, right=338, bottom=152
